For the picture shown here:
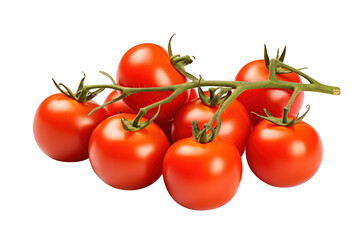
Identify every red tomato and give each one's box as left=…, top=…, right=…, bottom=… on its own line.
left=171, top=98, right=251, bottom=155
left=163, top=137, right=242, bottom=210
left=156, top=88, right=199, bottom=144
left=89, top=113, right=169, bottom=190
left=235, top=59, right=304, bottom=126
left=116, top=43, right=189, bottom=122
left=103, top=90, right=132, bottom=116
left=33, top=93, right=109, bottom=162
left=155, top=120, right=173, bottom=144
left=246, top=120, right=322, bottom=187
left=187, top=88, right=198, bottom=102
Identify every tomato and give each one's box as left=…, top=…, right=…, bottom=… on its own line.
left=235, top=59, right=304, bottom=126
left=116, top=43, right=189, bottom=122
left=156, top=88, right=199, bottom=144
left=33, top=93, right=109, bottom=162
left=155, top=120, right=173, bottom=144
left=88, top=113, right=169, bottom=190
left=163, top=137, right=242, bottom=210
left=187, top=88, right=198, bottom=102
left=246, top=120, right=322, bottom=187
left=103, top=90, right=132, bottom=116
left=171, top=98, right=251, bottom=155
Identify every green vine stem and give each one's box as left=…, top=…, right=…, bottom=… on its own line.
left=50, top=34, right=341, bottom=142
left=51, top=44, right=340, bottom=141
left=82, top=57, right=339, bottom=135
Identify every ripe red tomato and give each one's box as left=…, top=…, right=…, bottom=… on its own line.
left=163, top=137, right=242, bottom=210
left=155, top=120, right=173, bottom=144
left=155, top=88, right=199, bottom=144
left=89, top=113, right=169, bottom=190
left=171, top=98, right=251, bottom=155
left=246, top=120, right=322, bottom=187
left=103, top=90, right=132, bottom=116
left=116, top=43, right=189, bottom=122
left=33, top=93, right=109, bottom=162
left=235, top=59, right=304, bottom=126
left=187, top=88, right=198, bottom=102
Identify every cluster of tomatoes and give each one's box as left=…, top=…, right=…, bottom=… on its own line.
left=33, top=42, right=323, bottom=210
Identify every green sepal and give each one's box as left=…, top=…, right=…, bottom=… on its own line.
left=192, top=114, right=221, bottom=143
left=75, top=72, right=86, bottom=96
left=86, top=88, right=105, bottom=101
left=52, top=78, right=76, bottom=99
left=264, top=44, right=270, bottom=71
left=197, top=85, right=211, bottom=106
left=198, top=86, right=232, bottom=107
left=264, top=45, right=296, bottom=74
left=99, top=71, right=116, bottom=84
left=52, top=72, right=101, bottom=103
left=278, top=46, right=286, bottom=62
left=168, top=33, right=176, bottom=58
left=121, top=106, right=161, bottom=131
left=209, top=88, right=232, bottom=107
left=252, top=105, right=310, bottom=127
left=75, top=72, right=91, bottom=102
left=191, top=120, right=201, bottom=140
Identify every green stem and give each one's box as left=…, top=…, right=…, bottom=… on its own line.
left=82, top=59, right=339, bottom=137
left=282, top=87, right=301, bottom=123
left=204, top=86, right=246, bottom=128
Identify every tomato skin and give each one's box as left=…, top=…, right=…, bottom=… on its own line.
left=89, top=113, right=169, bottom=190
left=163, top=137, right=242, bottom=210
left=155, top=88, right=199, bottom=144
left=187, top=88, right=198, bottom=102
left=33, top=93, right=109, bottom=162
left=155, top=120, right=173, bottom=144
left=103, top=90, right=132, bottom=116
left=171, top=98, right=251, bottom=155
left=235, top=59, right=304, bottom=126
left=116, top=43, right=189, bottom=122
left=246, top=120, right=322, bottom=187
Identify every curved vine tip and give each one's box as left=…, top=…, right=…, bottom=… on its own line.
left=167, top=34, right=199, bottom=82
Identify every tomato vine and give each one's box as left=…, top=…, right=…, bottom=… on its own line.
left=52, top=36, right=340, bottom=143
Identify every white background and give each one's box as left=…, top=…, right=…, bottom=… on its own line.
left=1, top=0, right=359, bottom=239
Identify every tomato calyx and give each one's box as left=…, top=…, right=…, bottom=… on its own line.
left=52, top=72, right=105, bottom=103
left=192, top=114, right=222, bottom=143
left=120, top=106, right=161, bottom=131
left=198, top=86, right=233, bottom=107
left=264, top=45, right=307, bottom=74
left=252, top=104, right=310, bottom=127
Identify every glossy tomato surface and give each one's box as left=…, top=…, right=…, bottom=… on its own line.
left=235, top=59, right=304, bottom=126
left=171, top=98, right=251, bottom=155
left=103, top=90, right=132, bottom=116
left=116, top=43, right=188, bottom=122
left=187, top=88, right=198, bottom=102
left=163, top=137, right=242, bottom=210
left=89, top=113, right=169, bottom=190
left=33, top=93, right=109, bottom=162
left=246, top=120, right=322, bottom=187
left=155, top=88, right=199, bottom=144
